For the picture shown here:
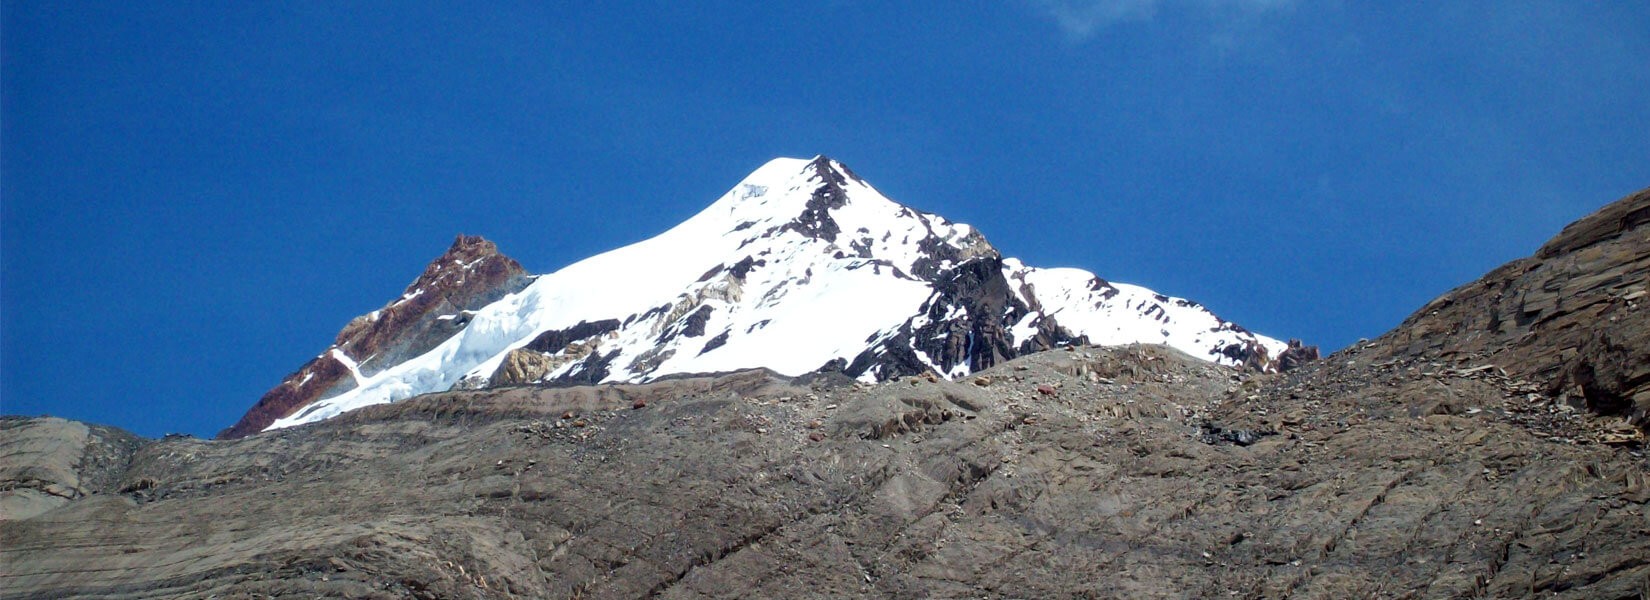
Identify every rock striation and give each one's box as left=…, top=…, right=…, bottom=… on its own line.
left=5, top=337, right=1648, bottom=598
left=1366, top=186, right=1650, bottom=429
left=0, top=417, right=142, bottom=522
left=16, top=176, right=1648, bottom=599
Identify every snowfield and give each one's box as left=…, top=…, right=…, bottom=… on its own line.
left=269, top=157, right=1284, bottom=431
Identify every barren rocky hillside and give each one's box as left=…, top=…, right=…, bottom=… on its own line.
left=3, top=187, right=1648, bottom=599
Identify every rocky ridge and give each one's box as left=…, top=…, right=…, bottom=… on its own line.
left=5, top=339, right=1648, bottom=598
left=1365, top=186, right=1650, bottom=431
left=219, top=236, right=531, bottom=439
left=3, top=186, right=1649, bottom=599
left=238, top=157, right=1291, bottom=436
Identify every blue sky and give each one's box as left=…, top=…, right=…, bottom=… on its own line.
left=4, top=2, right=1647, bottom=438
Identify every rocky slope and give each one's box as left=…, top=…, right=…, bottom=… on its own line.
left=3, top=185, right=1648, bottom=599
left=231, top=156, right=1290, bottom=438
left=1364, top=186, right=1650, bottom=430
left=219, top=236, right=531, bottom=439
left=4, top=344, right=1647, bottom=599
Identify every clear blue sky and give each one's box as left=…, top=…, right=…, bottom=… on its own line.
left=5, top=2, right=1647, bottom=438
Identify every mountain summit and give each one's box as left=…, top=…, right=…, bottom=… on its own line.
left=16, top=177, right=1650, bottom=600
left=224, top=156, right=1292, bottom=437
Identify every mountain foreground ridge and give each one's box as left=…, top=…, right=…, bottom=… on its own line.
left=222, top=156, right=1297, bottom=439
left=4, top=180, right=1648, bottom=599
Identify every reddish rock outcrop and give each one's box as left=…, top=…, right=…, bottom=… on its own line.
left=217, top=236, right=530, bottom=439
left=217, top=352, right=356, bottom=441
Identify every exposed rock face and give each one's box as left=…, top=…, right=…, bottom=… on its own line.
left=1218, top=337, right=1272, bottom=371
left=245, top=157, right=1296, bottom=433
left=845, top=256, right=1085, bottom=381
left=0, top=419, right=90, bottom=521
left=778, top=155, right=850, bottom=242
left=481, top=320, right=626, bottom=387
left=217, top=236, right=530, bottom=439
left=333, top=235, right=532, bottom=374
left=0, top=417, right=142, bottom=522
left=1274, top=338, right=1321, bottom=372
left=6, top=342, right=1648, bottom=598
left=1366, top=186, right=1650, bottom=428
left=217, top=351, right=355, bottom=441
left=489, top=349, right=555, bottom=386
left=10, top=178, right=1650, bottom=600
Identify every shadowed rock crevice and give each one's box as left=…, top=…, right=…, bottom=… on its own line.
left=778, top=156, right=850, bottom=243
left=845, top=256, right=1087, bottom=382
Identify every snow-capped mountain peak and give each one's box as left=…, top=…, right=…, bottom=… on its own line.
left=230, top=156, right=1296, bottom=437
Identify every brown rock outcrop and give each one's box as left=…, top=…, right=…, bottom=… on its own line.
left=1274, top=338, right=1320, bottom=372
left=11, top=186, right=1650, bottom=600
left=217, top=235, right=530, bottom=439
left=1366, top=186, right=1650, bottom=427
left=0, top=417, right=142, bottom=522
left=8, top=344, right=1649, bottom=598
left=490, top=348, right=555, bottom=386
left=477, top=319, right=625, bottom=387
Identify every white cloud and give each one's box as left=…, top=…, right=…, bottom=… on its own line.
left=1028, top=0, right=1297, bottom=40
left=1029, top=0, right=1161, bottom=38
